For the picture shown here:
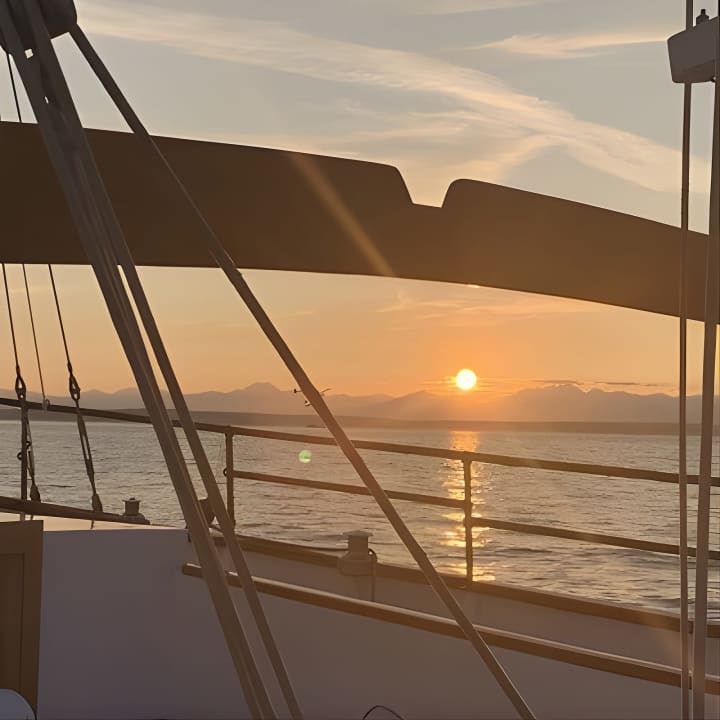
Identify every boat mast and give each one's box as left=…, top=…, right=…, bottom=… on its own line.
left=669, top=6, right=720, bottom=718
left=692, top=20, right=720, bottom=720
left=678, top=2, right=695, bottom=717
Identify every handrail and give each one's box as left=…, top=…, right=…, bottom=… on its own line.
left=232, top=470, right=465, bottom=509
left=1, top=396, right=718, bottom=590
left=470, top=517, right=720, bottom=561
left=222, top=534, right=720, bottom=638
left=216, top=425, right=718, bottom=487
left=0, top=494, right=149, bottom=524
left=232, top=470, right=718, bottom=560
left=182, top=562, right=720, bottom=696
left=1, top=397, right=717, bottom=486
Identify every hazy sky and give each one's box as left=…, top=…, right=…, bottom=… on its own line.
left=0, top=0, right=716, bottom=398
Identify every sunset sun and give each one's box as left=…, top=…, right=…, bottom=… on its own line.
left=454, top=368, right=478, bottom=391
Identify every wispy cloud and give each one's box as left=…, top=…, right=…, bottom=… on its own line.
left=377, top=288, right=601, bottom=318
left=423, top=375, right=674, bottom=397
left=478, top=28, right=671, bottom=58
left=358, top=0, right=560, bottom=15
left=533, top=378, right=581, bottom=386
left=533, top=378, right=675, bottom=393
left=79, top=1, right=708, bottom=199
left=213, top=110, right=555, bottom=197
left=594, top=380, right=674, bottom=389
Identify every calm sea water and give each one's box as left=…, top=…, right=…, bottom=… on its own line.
left=0, top=420, right=718, bottom=614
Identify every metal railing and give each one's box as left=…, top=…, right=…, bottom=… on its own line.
left=219, top=425, right=720, bottom=583
left=1, top=398, right=718, bottom=584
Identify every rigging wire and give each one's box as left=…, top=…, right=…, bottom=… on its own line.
left=4, top=50, right=41, bottom=501
left=3, top=7, right=274, bottom=717
left=3, top=265, right=21, bottom=371
left=7, top=52, right=45, bottom=410
left=70, top=25, right=536, bottom=720
left=5, top=48, right=21, bottom=121
left=48, top=265, right=104, bottom=512
left=2, top=263, right=40, bottom=502
left=7, top=45, right=102, bottom=512
left=22, top=265, right=47, bottom=408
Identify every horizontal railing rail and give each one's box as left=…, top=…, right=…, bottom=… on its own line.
left=181, top=562, right=720, bottom=695
left=1, top=397, right=717, bottom=485
left=223, top=426, right=717, bottom=487
left=233, top=470, right=465, bottom=509
left=470, top=517, right=719, bottom=561
left=1, top=396, right=718, bottom=587
left=0, top=494, right=149, bottom=524
left=231, top=470, right=718, bottom=561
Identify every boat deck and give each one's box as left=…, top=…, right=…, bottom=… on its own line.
left=0, top=511, right=168, bottom=532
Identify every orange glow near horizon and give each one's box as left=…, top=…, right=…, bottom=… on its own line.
left=0, top=266, right=701, bottom=399
left=454, top=368, right=478, bottom=391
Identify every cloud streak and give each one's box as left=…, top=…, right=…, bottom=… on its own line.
left=358, top=0, right=560, bottom=15
left=479, top=28, right=671, bottom=58
left=377, top=288, right=602, bottom=319
left=79, top=1, right=708, bottom=200
left=532, top=378, right=675, bottom=394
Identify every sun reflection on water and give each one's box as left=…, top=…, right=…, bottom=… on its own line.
left=435, top=431, right=498, bottom=581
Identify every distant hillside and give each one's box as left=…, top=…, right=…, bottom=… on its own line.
left=0, top=381, right=716, bottom=426
left=0, top=408, right=702, bottom=436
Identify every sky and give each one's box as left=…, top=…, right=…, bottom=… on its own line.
left=0, top=0, right=717, bottom=400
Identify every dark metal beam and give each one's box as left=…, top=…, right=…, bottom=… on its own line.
left=0, top=121, right=713, bottom=322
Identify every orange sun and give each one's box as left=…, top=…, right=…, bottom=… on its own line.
left=455, top=368, right=477, bottom=391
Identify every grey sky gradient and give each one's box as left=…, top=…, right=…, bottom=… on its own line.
left=0, top=0, right=713, bottom=396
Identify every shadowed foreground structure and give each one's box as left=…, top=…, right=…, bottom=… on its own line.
left=0, top=120, right=713, bottom=323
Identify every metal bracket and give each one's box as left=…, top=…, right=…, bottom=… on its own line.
left=668, top=15, right=718, bottom=84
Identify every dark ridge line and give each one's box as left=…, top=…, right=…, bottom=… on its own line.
left=0, top=407, right=712, bottom=435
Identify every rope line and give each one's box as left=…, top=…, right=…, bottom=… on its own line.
left=4, top=50, right=40, bottom=501
left=22, top=265, right=47, bottom=407
left=48, top=265, right=103, bottom=512
left=71, top=25, right=535, bottom=720
left=3, top=6, right=271, bottom=716
left=8, top=43, right=101, bottom=512
left=8, top=48, right=44, bottom=406
left=3, top=263, right=20, bottom=369
left=1, top=263, right=40, bottom=502
left=5, top=49, right=21, bottom=122
left=48, top=265, right=71, bottom=360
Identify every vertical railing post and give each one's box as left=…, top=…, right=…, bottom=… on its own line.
left=225, top=430, right=235, bottom=526
left=462, top=456, right=474, bottom=585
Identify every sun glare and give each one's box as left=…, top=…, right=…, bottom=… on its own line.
left=455, top=368, right=477, bottom=391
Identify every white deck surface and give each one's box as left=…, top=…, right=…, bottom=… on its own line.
left=0, top=510, right=172, bottom=532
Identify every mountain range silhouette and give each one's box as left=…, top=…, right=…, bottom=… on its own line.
left=7, top=381, right=717, bottom=424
